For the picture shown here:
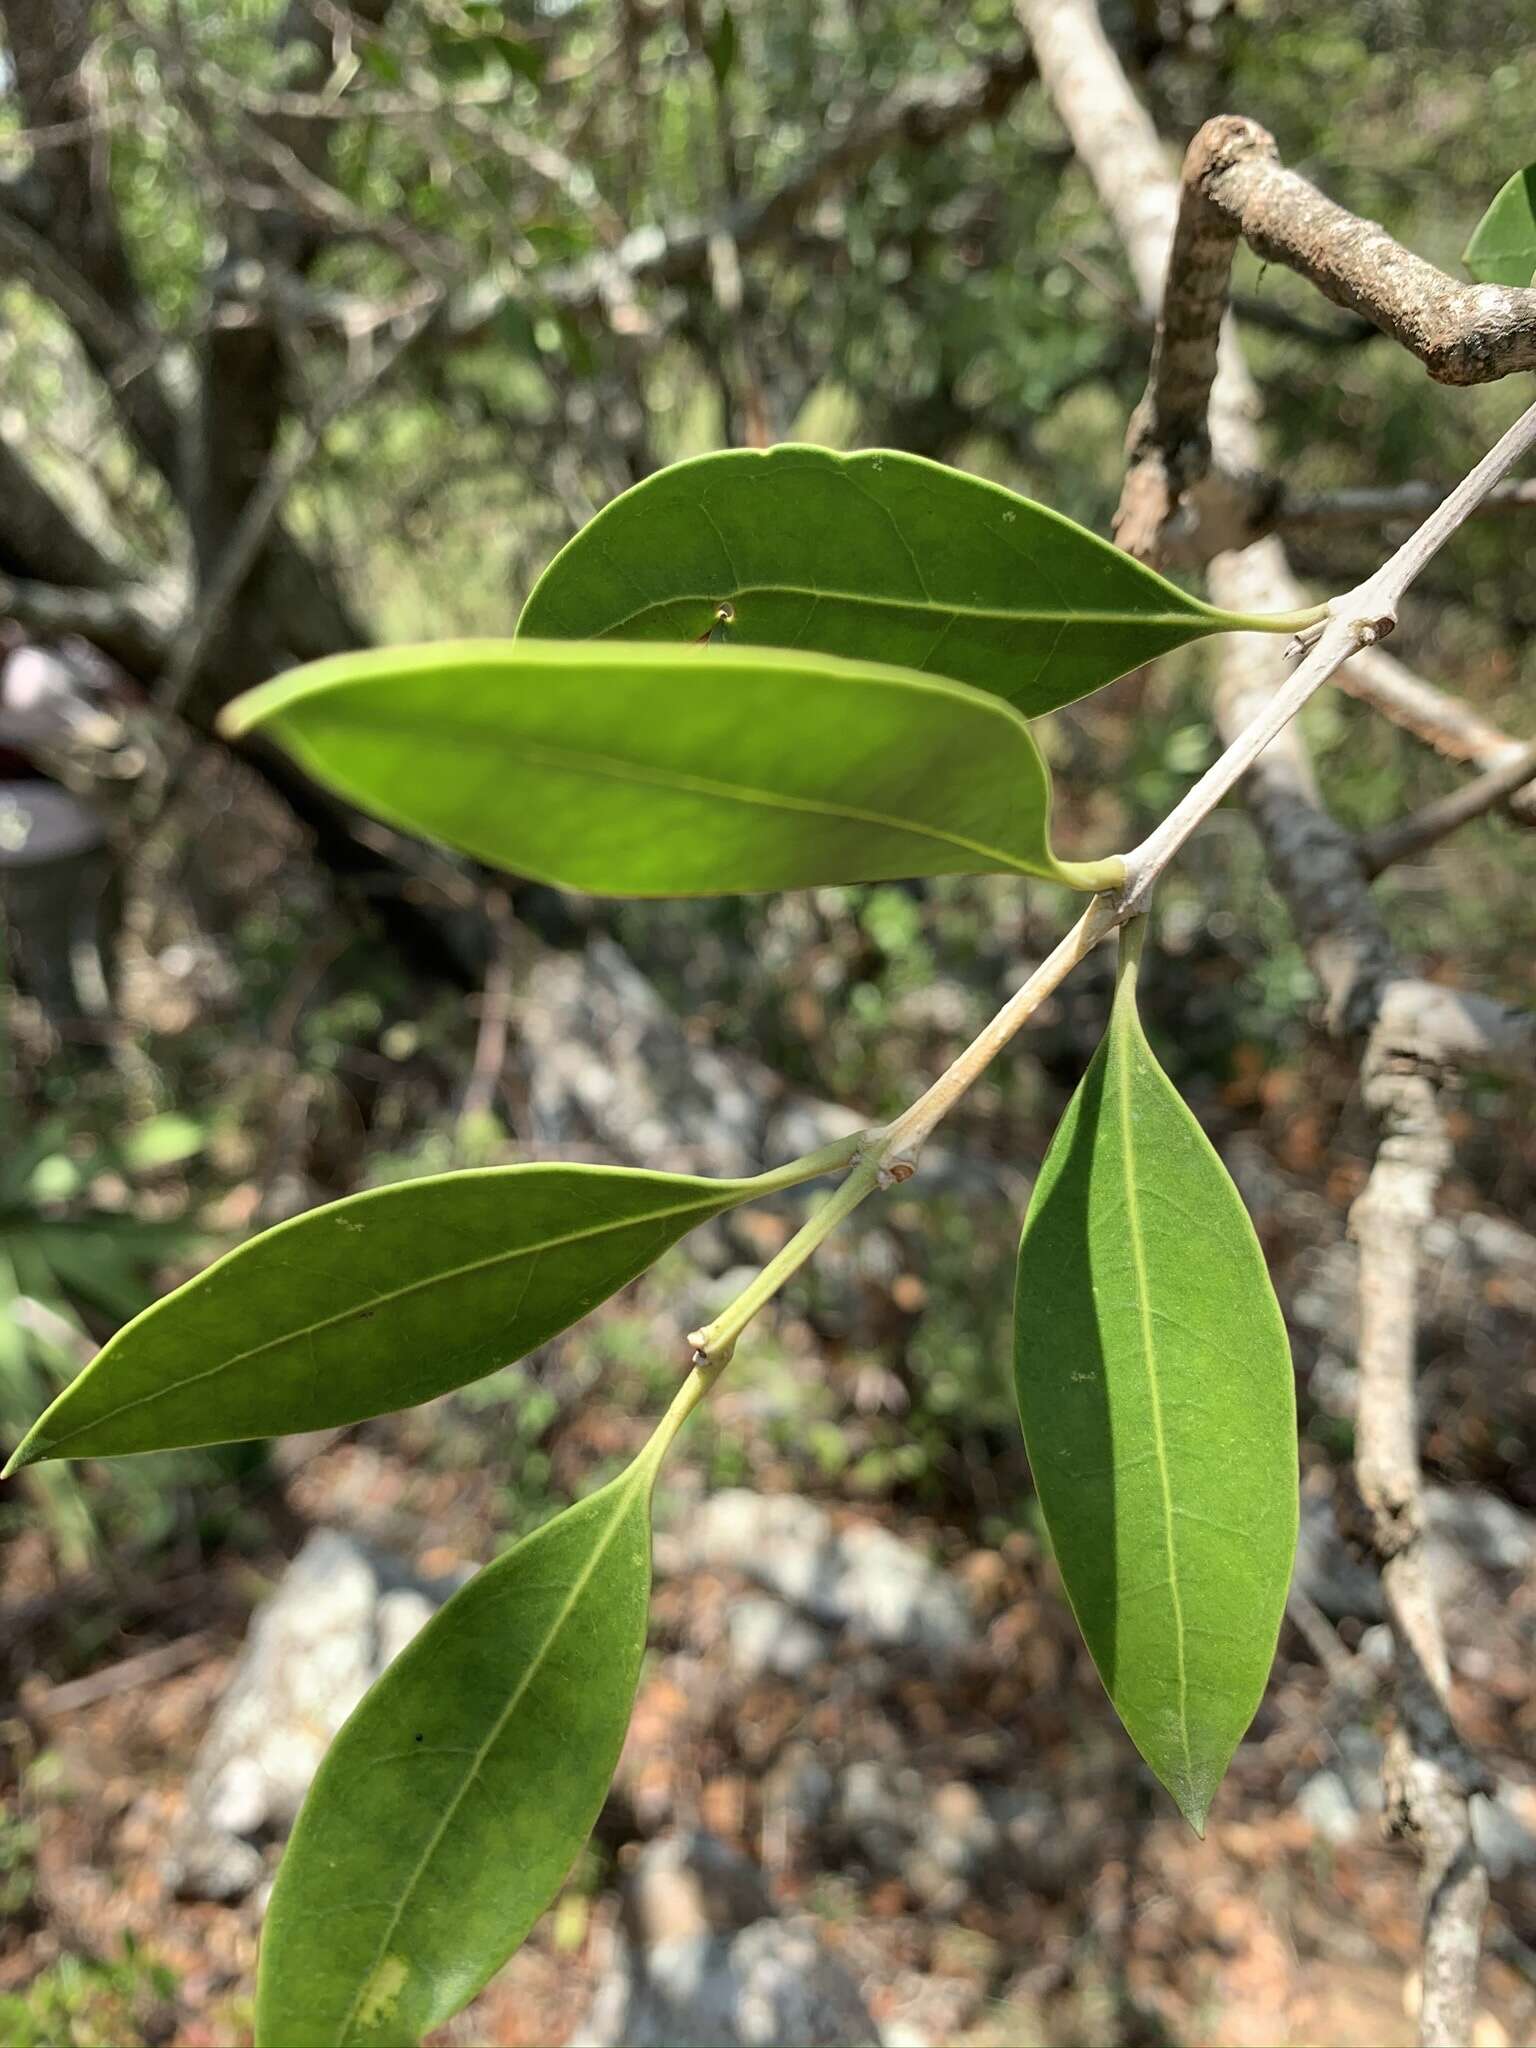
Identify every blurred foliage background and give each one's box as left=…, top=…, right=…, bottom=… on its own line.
left=2, top=1, right=1536, bottom=2042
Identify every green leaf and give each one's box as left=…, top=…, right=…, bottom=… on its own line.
left=516, top=445, right=1318, bottom=717
left=1013, top=926, right=1296, bottom=1832
left=255, top=1460, right=656, bottom=2046
left=118, top=1113, right=207, bottom=1173
left=704, top=2, right=738, bottom=85
left=1464, top=165, right=1536, bottom=286
left=3, top=1163, right=783, bottom=1468
left=220, top=640, right=1123, bottom=896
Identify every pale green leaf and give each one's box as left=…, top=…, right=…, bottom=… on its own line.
left=255, top=1462, right=656, bottom=2045
left=3, top=1163, right=769, bottom=1467
left=517, top=445, right=1318, bottom=716
left=220, top=639, right=1122, bottom=896
left=1464, top=165, right=1536, bottom=286
left=1013, top=928, right=1297, bottom=1831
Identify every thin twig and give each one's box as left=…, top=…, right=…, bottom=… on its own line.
left=157, top=289, right=444, bottom=722
left=1277, top=477, right=1536, bottom=528
left=1338, top=643, right=1536, bottom=827
left=1351, top=1056, right=1492, bottom=2048
left=1361, top=739, right=1536, bottom=875
left=34, top=1632, right=211, bottom=1715
left=1118, top=392, right=1536, bottom=909
left=1285, top=1584, right=1372, bottom=1698
left=688, top=391, right=1536, bottom=1362
left=878, top=894, right=1121, bottom=1167
left=458, top=889, right=516, bottom=1133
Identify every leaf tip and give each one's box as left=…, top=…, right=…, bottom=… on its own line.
left=1176, top=1787, right=1213, bottom=1839
left=2, top=1435, right=43, bottom=1480
left=215, top=690, right=261, bottom=742
left=1160, top=1756, right=1224, bottom=1837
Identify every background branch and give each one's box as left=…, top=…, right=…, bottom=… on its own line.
left=1276, top=477, right=1536, bottom=529
left=1361, top=740, right=1536, bottom=875
left=1015, top=3, right=1508, bottom=2036
left=1340, top=640, right=1536, bottom=828
left=1195, top=119, right=1536, bottom=385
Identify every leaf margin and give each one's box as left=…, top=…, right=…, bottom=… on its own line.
left=515, top=442, right=1324, bottom=716
left=219, top=636, right=1126, bottom=896
left=253, top=1447, right=662, bottom=2046
left=1012, top=921, right=1298, bottom=1833
left=1, top=1156, right=829, bottom=1473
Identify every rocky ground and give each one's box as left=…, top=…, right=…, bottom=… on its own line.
left=6, top=1423, right=1536, bottom=2047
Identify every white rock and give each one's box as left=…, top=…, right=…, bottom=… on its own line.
left=575, top=1832, right=878, bottom=2048
left=725, top=1596, right=832, bottom=1681
left=166, top=1529, right=466, bottom=1899
left=665, top=1491, right=973, bottom=1667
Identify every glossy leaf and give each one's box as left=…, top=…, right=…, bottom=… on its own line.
left=220, top=639, right=1123, bottom=896
left=1464, top=165, right=1536, bottom=285
left=517, top=444, right=1317, bottom=716
left=1013, top=930, right=1296, bottom=1832
left=256, top=1460, right=656, bottom=2046
left=3, top=1163, right=769, bottom=1468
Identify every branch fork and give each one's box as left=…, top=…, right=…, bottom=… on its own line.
left=685, top=390, right=1536, bottom=1380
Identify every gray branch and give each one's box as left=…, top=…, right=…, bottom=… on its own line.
left=1338, top=642, right=1536, bottom=828
left=1116, top=113, right=1536, bottom=562
left=1361, top=739, right=1536, bottom=876
left=0, top=571, right=169, bottom=671
left=1352, top=1055, right=1493, bottom=2048
left=446, top=47, right=1037, bottom=344
left=1198, top=120, right=1536, bottom=385
left=1276, top=477, right=1536, bottom=528
left=1015, top=4, right=1504, bottom=2037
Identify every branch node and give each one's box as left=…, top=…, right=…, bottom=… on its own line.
left=1350, top=613, right=1397, bottom=647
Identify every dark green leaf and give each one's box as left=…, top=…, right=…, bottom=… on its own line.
left=1464, top=165, right=1536, bottom=285
left=491, top=32, right=545, bottom=83
left=704, top=3, right=738, bottom=86
left=256, top=1461, right=656, bottom=2046
left=4, top=1164, right=770, bottom=1467
left=220, top=640, right=1122, bottom=895
left=517, top=445, right=1318, bottom=716
left=1013, top=929, right=1296, bottom=1832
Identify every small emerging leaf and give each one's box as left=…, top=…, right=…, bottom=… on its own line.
left=517, top=444, right=1318, bottom=716
left=255, top=1461, right=657, bottom=2045
left=1013, top=927, right=1296, bottom=1831
left=1464, top=165, right=1536, bottom=286
left=4, top=1164, right=762, bottom=1466
left=221, top=640, right=1122, bottom=896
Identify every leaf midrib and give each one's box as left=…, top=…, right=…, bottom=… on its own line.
left=323, top=725, right=1043, bottom=876
left=598, top=586, right=1213, bottom=638
left=30, top=1191, right=731, bottom=1457
left=1112, top=1014, right=1195, bottom=1799
left=331, top=1475, right=644, bottom=2046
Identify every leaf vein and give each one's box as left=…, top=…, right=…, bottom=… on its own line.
left=32, top=1195, right=727, bottom=1456
left=333, top=1482, right=642, bottom=2045
left=595, top=588, right=1209, bottom=637
left=418, top=728, right=1036, bottom=872
left=1113, top=1011, right=1196, bottom=1802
